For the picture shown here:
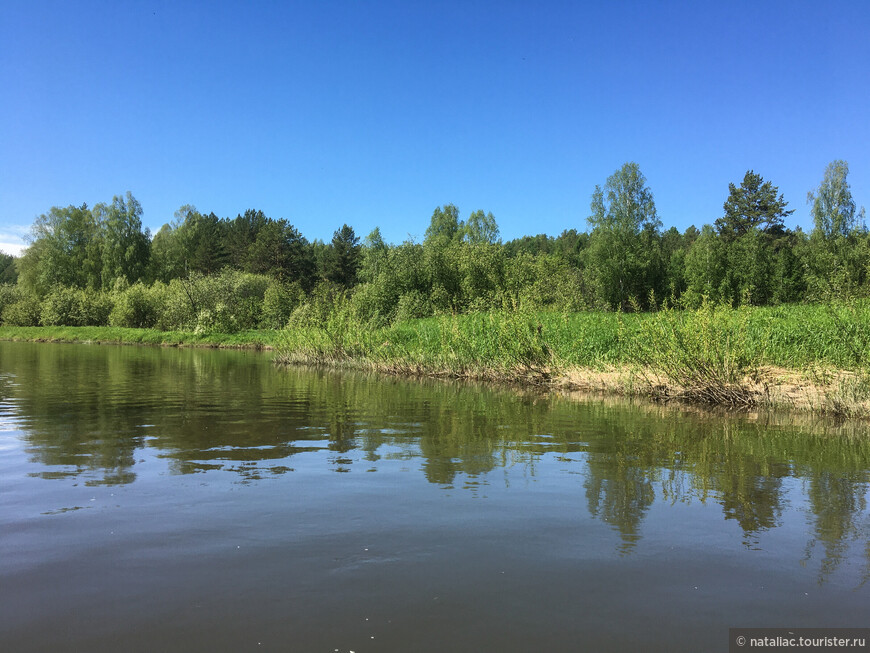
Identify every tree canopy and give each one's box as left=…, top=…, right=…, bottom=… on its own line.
left=715, top=170, right=794, bottom=241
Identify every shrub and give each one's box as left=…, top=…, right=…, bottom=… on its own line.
left=155, top=279, right=197, bottom=331
left=2, top=296, right=42, bottom=326
left=40, top=286, right=85, bottom=326
left=394, top=290, right=433, bottom=323
left=624, top=301, right=760, bottom=405
left=110, top=283, right=158, bottom=328
left=261, top=280, right=304, bottom=329
left=37, top=286, right=111, bottom=327
left=153, top=270, right=272, bottom=333
left=0, top=284, right=22, bottom=321
left=81, top=288, right=113, bottom=326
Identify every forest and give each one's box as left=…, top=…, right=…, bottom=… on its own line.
left=0, top=160, right=865, bottom=335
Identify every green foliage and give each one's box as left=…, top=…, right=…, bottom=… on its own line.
left=623, top=302, right=760, bottom=405
left=19, top=203, right=103, bottom=294
left=802, top=161, right=869, bottom=299
left=286, top=282, right=359, bottom=359
left=260, top=280, right=304, bottom=329
left=424, top=204, right=463, bottom=245
left=110, top=283, right=160, bottom=329
left=192, top=270, right=271, bottom=333
left=809, top=160, right=862, bottom=240
left=98, top=192, right=150, bottom=288
left=394, top=290, right=433, bottom=323
left=152, top=270, right=271, bottom=333
left=0, top=253, right=18, bottom=284
left=501, top=253, right=588, bottom=311
left=40, top=286, right=112, bottom=327
left=463, top=210, right=500, bottom=244
left=2, top=293, right=42, bottom=326
left=0, top=284, right=21, bottom=320
left=682, top=225, right=726, bottom=307
left=154, top=278, right=199, bottom=332
left=325, top=224, right=362, bottom=288
left=586, top=162, right=662, bottom=310
left=245, top=218, right=315, bottom=287
left=716, top=170, right=794, bottom=241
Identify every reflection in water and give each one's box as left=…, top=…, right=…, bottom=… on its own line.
left=1, top=341, right=869, bottom=581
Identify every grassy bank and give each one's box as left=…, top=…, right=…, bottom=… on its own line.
left=274, top=301, right=870, bottom=415
left=0, top=325, right=283, bottom=349
left=4, top=302, right=870, bottom=416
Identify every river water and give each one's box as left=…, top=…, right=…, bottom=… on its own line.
left=0, top=341, right=868, bottom=652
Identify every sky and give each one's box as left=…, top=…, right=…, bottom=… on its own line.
left=1, top=0, right=868, bottom=256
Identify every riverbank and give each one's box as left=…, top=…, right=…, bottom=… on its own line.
left=277, top=302, right=870, bottom=417
left=0, top=325, right=282, bottom=349
left=3, top=302, right=870, bottom=417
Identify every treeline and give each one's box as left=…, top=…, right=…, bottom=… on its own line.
left=0, top=160, right=866, bottom=332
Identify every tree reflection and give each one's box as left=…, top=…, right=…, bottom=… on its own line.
left=2, top=341, right=870, bottom=577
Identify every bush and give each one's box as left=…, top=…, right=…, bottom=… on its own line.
left=110, top=283, right=158, bottom=328
left=394, top=290, right=433, bottom=323
left=155, top=279, right=197, bottom=331
left=2, top=296, right=42, bottom=326
left=80, top=288, right=113, bottom=326
left=40, top=286, right=83, bottom=326
left=153, top=270, right=272, bottom=333
left=38, top=286, right=112, bottom=327
left=261, top=280, right=304, bottom=329
left=624, top=301, right=760, bottom=405
left=0, top=284, right=22, bottom=321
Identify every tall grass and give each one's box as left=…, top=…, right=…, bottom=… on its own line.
left=272, top=298, right=870, bottom=409
left=7, top=298, right=870, bottom=411
left=619, top=302, right=761, bottom=405
left=275, top=308, right=557, bottom=383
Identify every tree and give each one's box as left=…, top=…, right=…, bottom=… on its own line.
left=682, top=225, right=727, bottom=306
left=808, top=160, right=864, bottom=240
left=715, top=171, right=793, bottom=241
left=99, top=192, right=150, bottom=288
left=19, top=202, right=103, bottom=294
left=0, top=253, right=18, bottom=284
left=245, top=219, right=314, bottom=287
left=804, top=161, right=868, bottom=296
left=325, top=224, right=362, bottom=288
left=585, top=162, right=662, bottom=309
left=174, top=206, right=227, bottom=275
left=226, top=209, right=268, bottom=269
left=149, top=223, right=184, bottom=283
left=424, top=204, right=462, bottom=245
left=463, top=210, right=500, bottom=244
left=358, top=227, right=389, bottom=284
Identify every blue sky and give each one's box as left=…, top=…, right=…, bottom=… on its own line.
left=1, top=0, right=868, bottom=256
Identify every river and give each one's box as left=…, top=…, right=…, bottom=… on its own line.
left=0, top=341, right=868, bottom=652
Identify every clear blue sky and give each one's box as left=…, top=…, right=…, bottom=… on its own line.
left=1, top=0, right=868, bottom=256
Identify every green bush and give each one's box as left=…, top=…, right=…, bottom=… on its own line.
left=110, top=283, right=158, bottom=328
left=81, top=288, right=112, bottom=326
left=2, top=296, right=42, bottom=326
left=193, top=270, right=270, bottom=333
left=261, top=280, right=304, bottom=329
left=394, top=290, right=433, bottom=323
left=624, top=301, right=760, bottom=405
left=39, top=286, right=112, bottom=326
left=40, top=286, right=84, bottom=326
left=155, top=279, right=197, bottom=331
left=151, top=270, right=272, bottom=333
left=0, top=284, right=22, bottom=321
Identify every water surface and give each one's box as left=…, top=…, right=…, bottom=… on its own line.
left=1, top=341, right=868, bottom=652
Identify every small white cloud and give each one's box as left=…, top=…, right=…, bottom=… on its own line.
left=0, top=225, right=29, bottom=257
left=0, top=241, right=25, bottom=257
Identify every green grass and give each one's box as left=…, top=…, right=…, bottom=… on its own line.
left=5, top=301, right=870, bottom=409
left=276, top=300, right=870, bottom=372
left=0, top=326, right=283, bottom=348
